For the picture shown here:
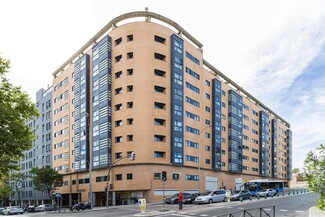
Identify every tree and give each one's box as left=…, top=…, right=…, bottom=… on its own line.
left=0, top=177, right=12, bottom=207
left=30, top=166, right=63, bottom=200
left=292, top=168, right=300, bottom=174
left=304, top=144, right=325, bottom=210
left=0, top=55, right=39, bottom=179
left=10, top=172, right=27, bottom=205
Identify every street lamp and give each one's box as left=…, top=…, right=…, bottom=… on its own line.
left=106, top=152, right=135, bottom=208
left=198, top=124, right=212, bottom=193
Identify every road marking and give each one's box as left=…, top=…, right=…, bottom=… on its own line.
left=278, top=209, right=288, bottom=212
left=295, top=210, right=305, bottom=213
left=200, top=215, right=209, bottom=216
left=238, top=207, right=244, bottom=210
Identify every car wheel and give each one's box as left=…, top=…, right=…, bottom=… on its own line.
left=208, top=199, right=213, bottom=204
left=266, top=193, right=269, bottom=197
left=223, top=197, right=227, bottom=202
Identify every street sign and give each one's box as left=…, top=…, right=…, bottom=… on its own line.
left=56, top=192, right=61, bottom=197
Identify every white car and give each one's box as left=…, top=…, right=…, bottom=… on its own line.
left=2, top=206, right=24, bottom=215
left=34, top=204, right=54, bottom=212
left=255, top=189, right=277, bottom=197
left=194, top=190, right=227, bottom=204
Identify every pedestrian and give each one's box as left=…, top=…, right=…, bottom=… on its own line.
left=178, top=192, right=184, bottom=210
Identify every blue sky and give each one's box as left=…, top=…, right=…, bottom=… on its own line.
left=0, top=0, right=324, bottom=169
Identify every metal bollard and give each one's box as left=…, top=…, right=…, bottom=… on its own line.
left=249, top=196, right=252, bottom=201
left=240, top=196, right=243, bottom=202
left=257, top=195, right=260, bottom=200
left=288, top=191, right=290, bottom=195
left=265, top=194, right=267, bottom=199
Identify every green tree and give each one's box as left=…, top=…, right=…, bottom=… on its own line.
left=30, top=166, right=63, bottom=200
left=292, top=168, right=300, bottom=173
left=0, top=55, right=39, bottom=179
left=0, top=177, right=12, bottom=206
left=305, top=144, right=325, bottom=210
left=10, top=172, right=27, bottom=205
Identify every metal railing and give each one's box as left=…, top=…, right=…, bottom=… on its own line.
left=217, top=205, right=275, bottom=217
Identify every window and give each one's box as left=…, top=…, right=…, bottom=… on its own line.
left=186, top=140, right=199, bottom=149
left=186, top=52, right=200, bottom=65
left=127, top=52, right=133, bottom=59
left=186, top=111, right=200, bottom=121
left=115, top=136, right=122, bottom=143
left=127, top=118, right=133, bottom=125
left=154, top=152, right=165, bottom=158
left=154, top=53, right=166, bottom=61
left=186, top=67, right=200, bottom=80
left=127, top=102, right=133, bottom=109
left=154, top=69, right=166, bottom=77
left=154, top=102, right=166, bottom=109
left=127, top=34, right=133, bottom=41
left=115, top=87, right=122, bottom=95
left=186, top=82, right=200, bottom=93
left=115, top=174, right=122, bottom=181
left=154, top=35, right=166, bottom=44
left=173, top=174, right=179, bottom=180
left=154, top=135, right=165, bottom=142
left=206, top=159, right=210, bottom=164
left=154, top=173, right=161, bottom=180
left=115, top=152, right=122, bottom=159
left=127, top=135, right=133, bottom=141
left=205, top=106, right=210, bottom=112
left=127, top=173, right=133, bottom=180
left=115, top=120, right=122, bottom=127
left=205, top=93, right=210, bottom=99
left=115, top=55, right=122, bottom=62
left=154, top=85, right=166, bottom=93
left=115, top=37, right=122, bottom=46
left=115, top=104, right=122, bottom=111
left=205, top=80, right=210, bottom=86
left=115, top=71, right=122, bottom=78
left=127, top=85, right=133, bottom=92
left=127, top=68, right=133, bottom=75
left=154, top=118, right=165, bottom=126
left=186, top=97, right=199, bottom=107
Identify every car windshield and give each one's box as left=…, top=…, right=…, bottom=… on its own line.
left=259, top=190, right=267, bottom=192
left=201, top=191, right=212, bottom=196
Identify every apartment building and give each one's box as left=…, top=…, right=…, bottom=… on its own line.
left=12, top=87, right=52, bottom=205
left=51, top=10, right=292, bottom=206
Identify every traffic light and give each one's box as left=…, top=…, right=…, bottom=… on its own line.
left=130, top=152, right=135, bottom=161
left=161, top=171, right=167, bottom=181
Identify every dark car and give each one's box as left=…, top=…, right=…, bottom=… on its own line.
left=27, top=205, right=35, bottom=212
left=165, top=193, right=191, bottom=204
left=183, top=193, right=200, bottom=204
left=230, top=189, right=252, bottom=201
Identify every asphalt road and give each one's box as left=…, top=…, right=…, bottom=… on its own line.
left=10, top=191, right=318, bottom=217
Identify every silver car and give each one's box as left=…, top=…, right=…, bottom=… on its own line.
left=255, top=189, right=277, bottom=197
left=2, top=206, right=24, bottom=215
left=194, top=190, right=227, bottom=204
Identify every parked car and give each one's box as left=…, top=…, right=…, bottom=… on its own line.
left=2, top=206, right=24, bottom=215
left=255, top=189, right=277, bottom=197
left=34, top=204, right=54, bottom=212
left=194, top=190, right=227, bottom=204
left=231, top=189, right=252, bottom=201
left=27, top=205, right=35, bottom=212
left=184, top=193, right=201, bottom=204
left=165, top=193, right=192, bottom=204
left=0, top=207, right=4, bottom=214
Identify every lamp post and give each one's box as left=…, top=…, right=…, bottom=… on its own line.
left=106, top=152, right=135, bottom=208
left=198, top=125, right=212, bottom=193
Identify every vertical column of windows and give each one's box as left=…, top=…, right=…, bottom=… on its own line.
left=287, top=129, right=292, bottom=180
left=73, top=54, right=90, bottom=171
left=228, top=90, right=243, bottom=173
left=170, top=34, right=184, bottom=165
left=212, top=79, right=222, bottom=170
left=271, top=120, right=277, bottom=178
left=259, top=111, right=270, bottom=177
left=92, top=35, right=112, bottom=168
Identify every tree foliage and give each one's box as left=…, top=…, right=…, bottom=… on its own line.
left=305, top=144, right=325, bottom=210
left=292, top=168, right=300, bottom=173
left=0, top=55, right=39, bottom=179
left=10, top=172, right=27, bottom=203
left=30, top=166, right=63, bottom=200
left=0, top=177, right=12, bottom=206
